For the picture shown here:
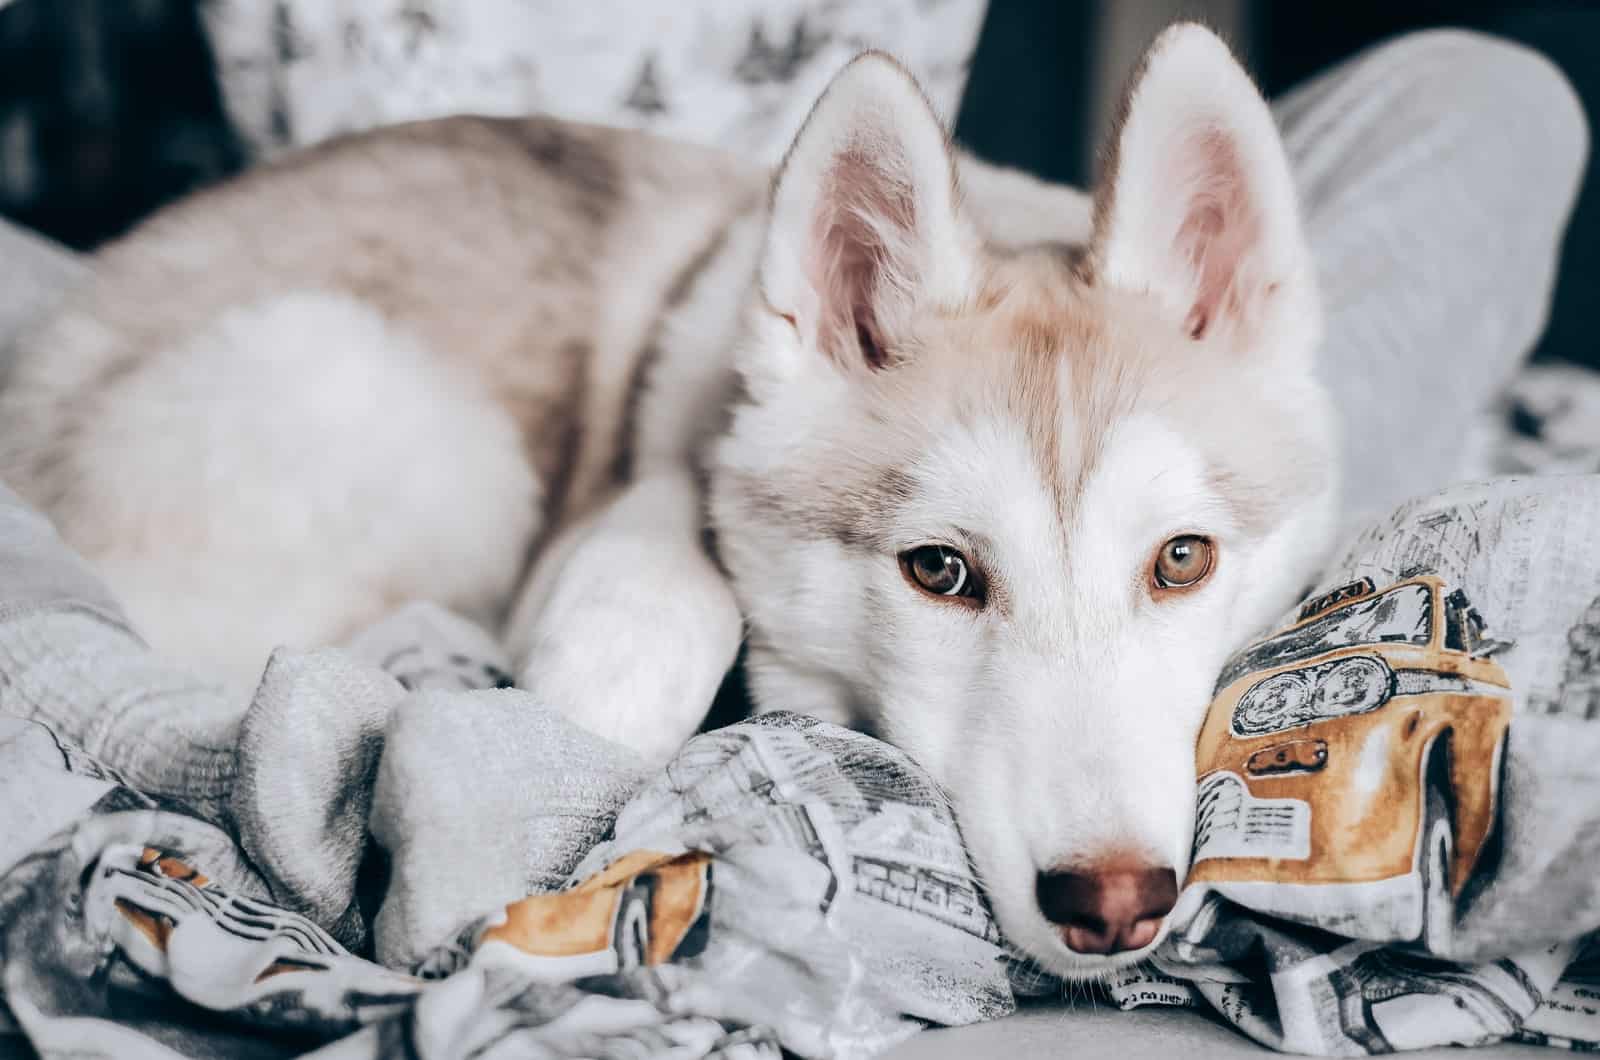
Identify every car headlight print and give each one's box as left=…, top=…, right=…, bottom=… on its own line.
left=1233, top=670, right=1315, bottom=736
left=1234, top=656, right=1394, bottom=736
left=1313, top=656, right=1390, bottom=716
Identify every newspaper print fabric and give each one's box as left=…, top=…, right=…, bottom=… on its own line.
left=200, top=0, right=987, bottom=165
left=0, top=697, right=1011, bottom=1057
left=415, top=713, right=1015, bottom=1054
left=1113, top=473, right=1600, bottom=1055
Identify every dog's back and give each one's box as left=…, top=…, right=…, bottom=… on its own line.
left=0, top=116, right=764, bottom=681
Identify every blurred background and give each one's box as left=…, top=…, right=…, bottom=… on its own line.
left=0, top=0, right=1593, bottom=364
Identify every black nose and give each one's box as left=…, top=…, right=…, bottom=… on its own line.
left=1036, top=862, right=1178, bottom=955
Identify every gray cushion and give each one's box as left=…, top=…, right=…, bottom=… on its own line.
left=0, top=219, right=84, bottom=365
left=887, top=1006, right=1551, bottom=1058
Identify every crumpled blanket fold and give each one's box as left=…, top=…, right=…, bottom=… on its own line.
left=0, top=485, right=1016, bottom=1059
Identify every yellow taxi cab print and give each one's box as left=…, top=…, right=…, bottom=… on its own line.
left=476, top=850, right=713, bottom=978
left=1186, top=574, right=1513, bottom=945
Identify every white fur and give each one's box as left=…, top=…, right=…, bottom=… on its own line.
left=504, top=469, right=743, bottom=764
left=58, top=291, right=537, bottom=688
left=945, top=415, right=1326, bottom=973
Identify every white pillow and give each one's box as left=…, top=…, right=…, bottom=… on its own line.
left=201, top=0, right=989, bottom=164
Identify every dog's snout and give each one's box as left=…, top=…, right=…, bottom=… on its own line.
left=1035, top=862, right=1178, bottom=955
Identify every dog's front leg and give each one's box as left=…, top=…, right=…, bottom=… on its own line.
left=502, top=469, right=742, bottom=764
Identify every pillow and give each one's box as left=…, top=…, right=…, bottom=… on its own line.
left=200, top=0, right=988, bottom=165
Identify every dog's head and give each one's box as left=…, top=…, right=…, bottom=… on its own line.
left=708, top=24, right=1337, bottom=978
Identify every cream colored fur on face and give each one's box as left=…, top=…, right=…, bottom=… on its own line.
left=0, top=24, right=1336, bottom=980
left=711, top=25, right=1335, bottom=977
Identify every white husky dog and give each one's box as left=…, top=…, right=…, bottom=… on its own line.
left=0, top=24, right=1336, bottom=975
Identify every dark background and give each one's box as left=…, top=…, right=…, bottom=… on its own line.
left=1, top=0, right=1594, bottom=363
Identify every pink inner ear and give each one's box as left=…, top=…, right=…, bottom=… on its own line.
left=808, top=149, right=917, bottom=369
left=1174, top=128, right=1258, bottom=340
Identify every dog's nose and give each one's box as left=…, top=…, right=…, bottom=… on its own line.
left=1036, top=862, right=1178, bottom=955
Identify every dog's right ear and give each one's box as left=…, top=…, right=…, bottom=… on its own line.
left=1091, top=24, right=1314, bottom=352
left=757, top=52, right=978, bottom=377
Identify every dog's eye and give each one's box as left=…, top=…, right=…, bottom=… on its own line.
left=901, top=545, right=981, bottom=604
left=1153, top=535, right=1214, bottom=590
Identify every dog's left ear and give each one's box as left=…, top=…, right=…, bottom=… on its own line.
left=1092, top=24, right=1314, bottom=348
left=760, top=51, right=977, bottom=374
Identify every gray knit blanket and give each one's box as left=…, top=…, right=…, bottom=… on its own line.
left=6, top=471, right=1600, bottom=1058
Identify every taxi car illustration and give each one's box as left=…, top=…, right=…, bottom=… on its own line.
left=476, top=850, right=712, bottom=978
left=1186, top=574, right=1513, bottom=945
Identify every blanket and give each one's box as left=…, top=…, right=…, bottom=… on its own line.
left=4, top=469, right=1600, bottom=1058
left=0, top=482, right=1019, bottom=1059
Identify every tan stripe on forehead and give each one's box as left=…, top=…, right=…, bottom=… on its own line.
left=968, top=254, right=1111, bottom=523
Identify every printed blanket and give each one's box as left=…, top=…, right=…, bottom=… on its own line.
left=4, top=470, right=1600, bottom=1057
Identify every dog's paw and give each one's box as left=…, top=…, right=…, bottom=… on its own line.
left=510, top=539, right=742, bottom=764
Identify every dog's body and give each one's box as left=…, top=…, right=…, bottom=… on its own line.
left=0, top=26, right=1338, bottom=977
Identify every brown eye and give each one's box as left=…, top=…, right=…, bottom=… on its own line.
left=901, top=545, right=981, bottom=604
left=1154, top=535, right=1214, bottom=590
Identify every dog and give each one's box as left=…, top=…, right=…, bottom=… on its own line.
left=0, top=23, right=1337, bottom=978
